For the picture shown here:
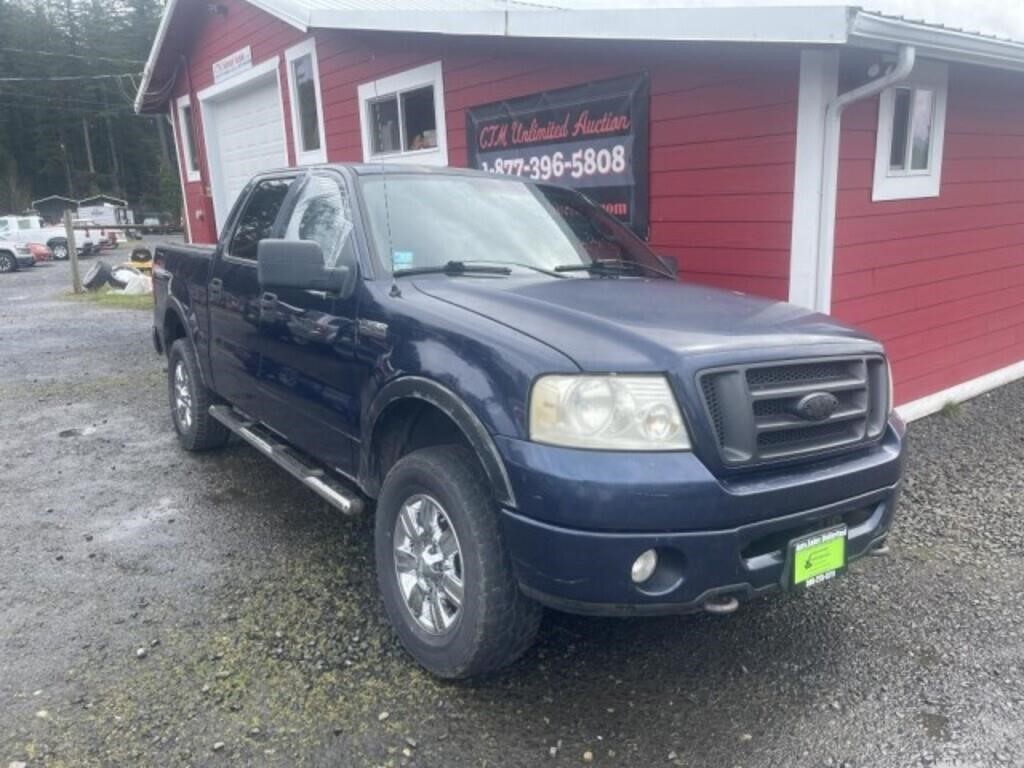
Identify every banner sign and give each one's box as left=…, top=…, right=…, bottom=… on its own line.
left=213, top=46, right=253, bottom=84
left=466, top=74, right=650, bottom=237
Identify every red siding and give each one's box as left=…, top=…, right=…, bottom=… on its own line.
left=832, top=64, right=1024, bottom=404
left=171, top=0, right=304, bottom=243
left=171, top=7, right=800, bottom=298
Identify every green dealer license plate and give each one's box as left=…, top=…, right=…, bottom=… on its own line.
left=790, top=525, right=847, bottom=588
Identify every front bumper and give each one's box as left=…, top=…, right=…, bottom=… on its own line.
left=496, top=418, right=905, bottom=615
left=16, top=254, right=35, bottom=268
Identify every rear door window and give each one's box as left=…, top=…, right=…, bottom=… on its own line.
left=228, top=178, right=294, bottom=260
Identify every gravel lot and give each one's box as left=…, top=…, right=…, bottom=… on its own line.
left=2, top=254, right=1024, bottom=768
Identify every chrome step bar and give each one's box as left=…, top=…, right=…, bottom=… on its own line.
left=209, top=405, right=364, bottom=516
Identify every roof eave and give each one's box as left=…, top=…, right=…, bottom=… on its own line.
left=505, top=6, right=851, bottom=44
left=850, top=11, right=1024, bottom=73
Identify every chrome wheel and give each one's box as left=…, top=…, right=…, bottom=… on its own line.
left=393, top=494, right=464, bottom=635
left=173, top=361, right=194, bottom=431
left=52, top=244, right=68, bottom=260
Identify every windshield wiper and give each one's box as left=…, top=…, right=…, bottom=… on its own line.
left=554, top=259, right=672, bottom=279
left=393, top=260, right=513, bottom=278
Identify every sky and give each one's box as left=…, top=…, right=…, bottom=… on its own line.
left=557, top=1, right=1024, bottom=41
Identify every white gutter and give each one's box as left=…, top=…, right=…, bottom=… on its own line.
left=813, top=44, right=915, bottom=313
left=851, top=12, right=1024, bottom=74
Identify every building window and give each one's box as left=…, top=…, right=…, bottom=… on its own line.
left=176, top=95, right=201, bottom=182
left=872, top=62, right=948, bottom=201
left=175, top=94, right=200, bottom=181
left=357, top=61, right=448, bottom=166
left=285, top=39, right=327, bottom=165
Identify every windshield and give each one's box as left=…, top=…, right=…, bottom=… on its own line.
left=358, top=174, right=669, bottom=278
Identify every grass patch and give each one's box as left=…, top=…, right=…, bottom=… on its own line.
left=63, top=286, right=152, bottom=310
left=939, top=400, right=962, bottom=417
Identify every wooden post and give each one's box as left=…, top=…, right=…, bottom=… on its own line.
left=63, top=209, right=82, bottom=294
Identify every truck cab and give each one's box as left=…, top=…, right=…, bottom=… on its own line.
left=153, top=165, right=904, bottom=678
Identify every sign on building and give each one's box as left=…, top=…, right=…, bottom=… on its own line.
left=466, top=74, right=650, bottom=237
left=212, top=46, right=253, bottom=84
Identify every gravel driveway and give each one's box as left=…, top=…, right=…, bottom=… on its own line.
left=2, top=256, right=1024, bottom=768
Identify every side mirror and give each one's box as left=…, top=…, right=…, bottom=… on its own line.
left=257, top=239, right=349, bottom=293
left=656, top=254, right=679, bottom=278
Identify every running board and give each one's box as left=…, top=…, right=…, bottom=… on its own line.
left=209, top=405, right=365, bottom=516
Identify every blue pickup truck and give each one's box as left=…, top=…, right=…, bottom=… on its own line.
left=153, top=165, right=905, bottom=678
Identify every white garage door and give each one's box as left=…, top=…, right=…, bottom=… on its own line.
left=201, top=66, right=288, bottom=230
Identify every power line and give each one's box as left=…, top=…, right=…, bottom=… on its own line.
left=0, top=46, right=145, bottom=64
left=0, top=72, right=142, bottom=82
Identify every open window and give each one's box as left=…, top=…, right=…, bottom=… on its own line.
left=357, top=61, right=448, bottom=166
left=285, top=38, right=327, bottom=165
left=176, top=95, right=201, bottom=183
left=872, top=61, right=948, bottom=201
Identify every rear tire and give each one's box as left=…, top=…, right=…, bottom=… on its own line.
left=375, top=445, right=541, bottom=678
left=167, top=339, right=230, bottom=451
left=49, top=240, right=68, bottom=261
left=0, top=251, right=16, bottom=273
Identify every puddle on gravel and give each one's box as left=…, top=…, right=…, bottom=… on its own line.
left=919, top=711, right=952, bottom=742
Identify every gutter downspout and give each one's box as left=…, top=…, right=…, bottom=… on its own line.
left=814, top=44, right=915, bottom=312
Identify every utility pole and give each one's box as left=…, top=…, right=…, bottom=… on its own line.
left=60, top=140, right=74, bottom=198
left=63, top=209, right=82, bottom=294
left=156, top=115, right=172, bottom=170
left=82, top=118, right=96, bottom=174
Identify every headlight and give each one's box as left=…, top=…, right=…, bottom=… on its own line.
left=529, top=374, right=691, bottom=451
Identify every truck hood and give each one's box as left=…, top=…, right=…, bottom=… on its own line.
left=412, top=276, right=879, bottom=371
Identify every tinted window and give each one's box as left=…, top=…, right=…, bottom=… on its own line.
left=283, top=175, right=355, bottom=269
left=229, top=178, right=293, bottom=260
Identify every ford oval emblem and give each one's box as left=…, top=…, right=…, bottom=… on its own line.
left=794, top=392, right=839, bottom=421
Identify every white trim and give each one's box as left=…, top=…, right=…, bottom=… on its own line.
left=284, top=38, right=328, bottom=165
left=168, top=104, right=193, bottom=244
left=357, top=61, right=448, bottom=166
left=789, top=49, right=839, bottom=311
left=196, top=56, right=281, bottom=102
left=197, top=55, right=289, bottom=232
left=872, top=61, right=948, bottom=202
left=175, top=94, right=201, bottom=183
left=896, top=360, right=1024, bottom=422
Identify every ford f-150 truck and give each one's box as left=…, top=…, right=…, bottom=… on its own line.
left=153, top=165, right=905, bottom=678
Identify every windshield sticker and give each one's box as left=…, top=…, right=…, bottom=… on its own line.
left=392, top=251, right=414, bottom=269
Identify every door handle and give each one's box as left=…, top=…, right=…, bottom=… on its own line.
left=261, top=291, right=278, bottom=303
left=209, top=277, right=222, bottom=301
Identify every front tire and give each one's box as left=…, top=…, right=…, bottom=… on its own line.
left=0, top=251, right=16, bottom=273
left=167, top=339, right=229, bottom=451
left=375, top=445, right=541, bottom=678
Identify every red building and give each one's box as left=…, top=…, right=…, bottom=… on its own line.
left=137, top=1, right=1024, bottom=419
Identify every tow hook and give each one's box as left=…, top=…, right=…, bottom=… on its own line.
left=702, top=595, right=739, bottom=615
left=868, top=540, right=890, bottom=557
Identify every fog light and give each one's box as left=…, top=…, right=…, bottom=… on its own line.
left=631, top=549, right=658, bottom=584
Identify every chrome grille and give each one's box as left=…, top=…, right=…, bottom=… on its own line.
left=698, top=355, right=889, bottom=467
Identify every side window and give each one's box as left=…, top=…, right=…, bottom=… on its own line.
left=872, top=62, right=948, bottom=201
left=228, top=178, right=293, bottom=260
left=282, top=174, right=356, bottom=270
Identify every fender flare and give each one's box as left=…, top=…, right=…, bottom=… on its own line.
left=363, top=376, right=516, bottom=509
left=162, top=295, right=211, bottom=388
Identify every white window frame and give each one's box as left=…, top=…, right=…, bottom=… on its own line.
left=872, top=61, right=948, bottom=201
left=284, top=38, right=328, bottom=165
left=357, top=61, right=448, bottom=166
left=176, top=94, right=201, bottom=183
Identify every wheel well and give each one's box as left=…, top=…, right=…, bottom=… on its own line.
left=368, top=399, right=481, bottom=496
left=163, top=311, right=187, bottom=355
